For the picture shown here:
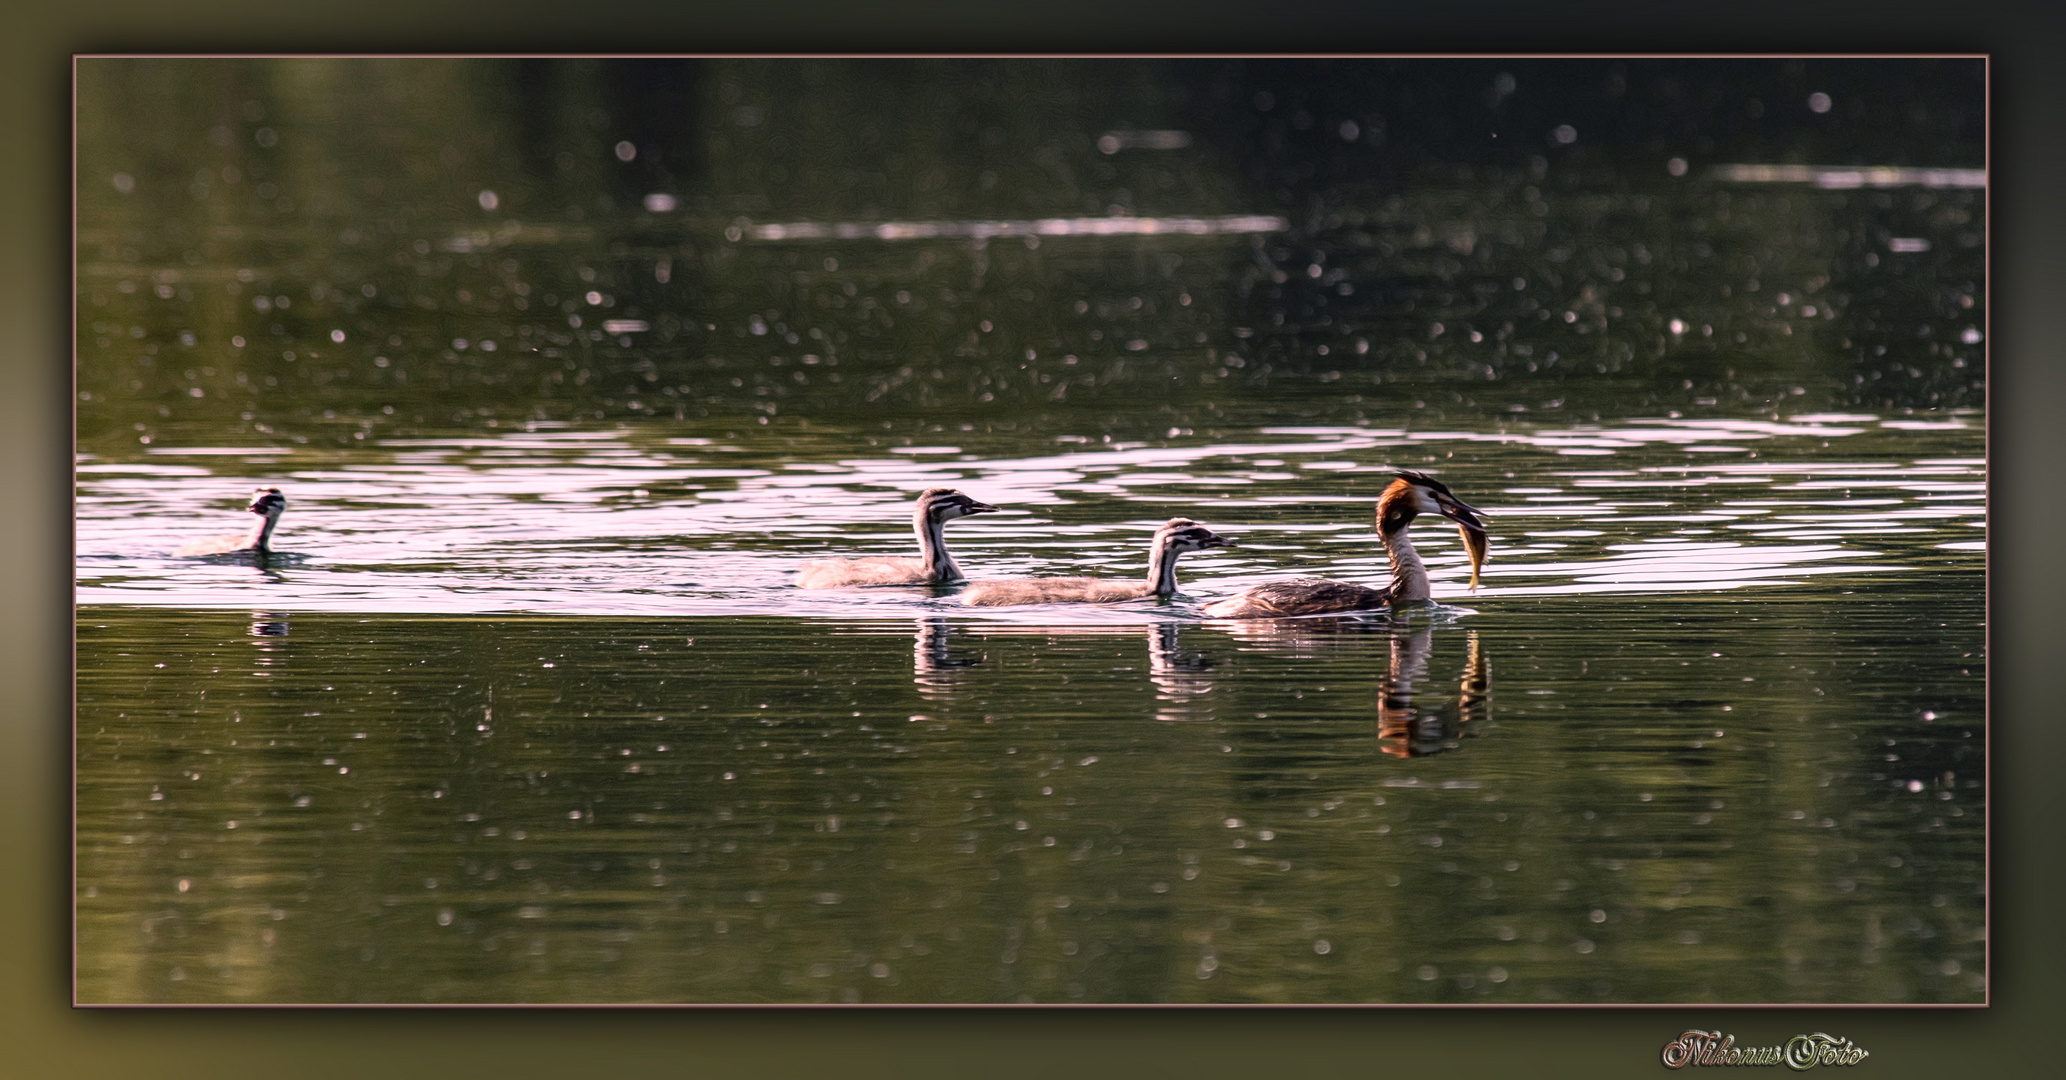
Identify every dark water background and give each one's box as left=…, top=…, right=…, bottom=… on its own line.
left=75, top=58, right=1984, bottom=1003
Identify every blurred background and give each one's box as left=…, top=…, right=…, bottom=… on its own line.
left=77, top=57, right=1985, bottom=453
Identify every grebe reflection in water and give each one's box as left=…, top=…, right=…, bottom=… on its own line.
left=1206, top=615, right=1490, bottom=757
left=1146, top=622, right=1218, bottom=701
left=1377, top=627, right=1490, bottom=758
left=248, top=611, right=290, bottom=638
left=912, top=617, right=983, bottom=698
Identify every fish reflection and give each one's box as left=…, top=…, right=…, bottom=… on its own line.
left=912, top=617, right=982, bottom=699
left=1377, top=628, right=1490, bottom=758
left=1146, top=622, right=1217, bottom=701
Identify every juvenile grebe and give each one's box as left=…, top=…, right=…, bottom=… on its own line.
left=175, top=487, right=286, bottom=556
left=960, top=518, right=1233, bottom=606
left=795, top=487, right=999, bottom=588
left=1201, top=471, right=1486, bottom=619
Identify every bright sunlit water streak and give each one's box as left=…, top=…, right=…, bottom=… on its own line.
left=79, top=413, right=1981, bottom=620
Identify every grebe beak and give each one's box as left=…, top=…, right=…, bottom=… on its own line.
left=1432, top=490, right=1485, bottom=532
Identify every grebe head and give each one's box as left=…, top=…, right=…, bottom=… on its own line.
left=247, top=487, right=286, bottom=518
left=1378, top=471, right=1484, bottom=537
left=1383, top=471, right=1488, bottom=587
left=1157, top=517, right=1235, bottom=553
left=918, top=487, right=999, bottom=521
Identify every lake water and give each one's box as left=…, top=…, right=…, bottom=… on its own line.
left=75, top=59, right=1985, bottom=1004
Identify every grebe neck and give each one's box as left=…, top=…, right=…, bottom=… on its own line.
left=247, top=512, right=280, bottom=554
left=1145, top=539, right=1182, bottom=596
left=1383, top=523, right=1430, bottom=602
left=914, top=507, right=963, bottom=582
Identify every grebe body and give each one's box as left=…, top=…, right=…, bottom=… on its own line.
left=795, top=488, right=999, bottom=588
left=175, top=488, right=286, bottom=556
left=1201, top=472, right=1485, bottom=619
left=960, top=518, right=1232, bottom=606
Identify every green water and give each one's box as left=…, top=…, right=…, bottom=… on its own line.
left=75, top=58, right=1985, bottom=1003
left=79, top=594, right=1981, bottom=1004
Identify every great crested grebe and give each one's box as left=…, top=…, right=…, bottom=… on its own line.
left=795, top=487, right=1000, bottom=588
left=175, top=487, right=287, bottom=556
left=959, top=518, right=1233, bottom=606
left=1201, top=471, right=1487, bottom=619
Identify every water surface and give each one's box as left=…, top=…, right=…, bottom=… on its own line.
left=75, top=58, right=1985, bottom=1004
